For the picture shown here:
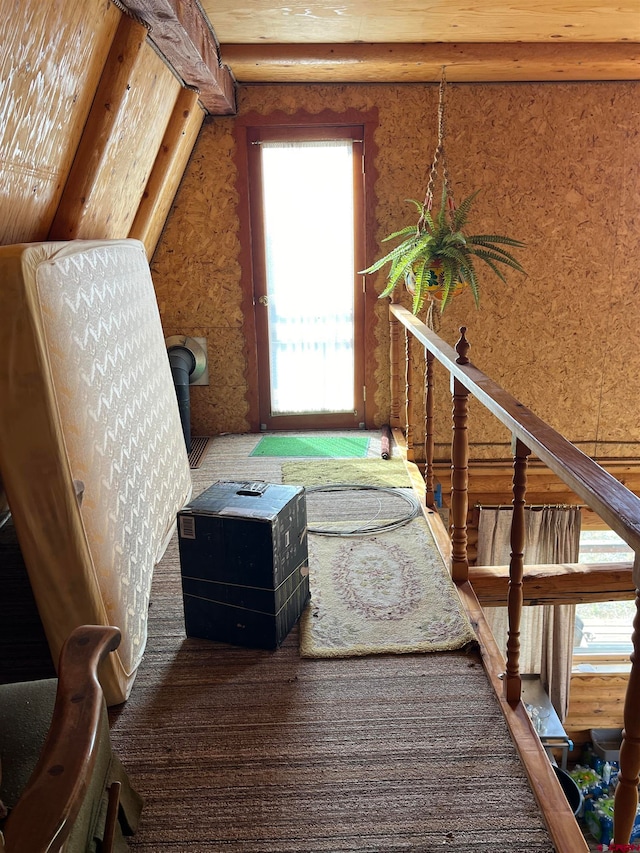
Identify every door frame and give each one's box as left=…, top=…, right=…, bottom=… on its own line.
left=234, top=108, right=380, bottom=432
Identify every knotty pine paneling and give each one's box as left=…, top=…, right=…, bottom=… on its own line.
left=205, top=1, right=638, bottom=44
left=129, top=88, right=206, bottom=259
left=152, top=81, right=640, bottom=445
left=0, top=0, right=119, bottom=244
left=565, top=672, right=627, bottom=734
left=1, top=4, right=196, bottom=249
left=49, top=15, right=181, bottom=241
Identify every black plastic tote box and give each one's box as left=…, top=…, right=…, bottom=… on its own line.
left=177, top=480, right=309, bottom=649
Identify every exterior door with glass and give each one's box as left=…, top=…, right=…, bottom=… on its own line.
left=248, top=125, right=366, bottom=431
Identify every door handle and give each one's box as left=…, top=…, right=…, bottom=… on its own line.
left=258, top=295, right=269, bottom=306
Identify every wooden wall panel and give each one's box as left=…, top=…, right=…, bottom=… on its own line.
left=565, top=672, right=627, bottom=734
left=205, top=0, right=640, bottom=45
left=153, top=81, right=640, bottom=444
left=129, top=87, right=206, bottom=258
left=49, top=15, right=181, bottom=240
left=0, top=0, right=120, bottom=244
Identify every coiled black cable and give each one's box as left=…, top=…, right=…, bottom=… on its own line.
left=304, top=483, right=421, bottom=537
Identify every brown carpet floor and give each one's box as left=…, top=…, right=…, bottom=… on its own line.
left=105, top=433, right=557, bottom=852
left=0, top=432, right=558, bottom=851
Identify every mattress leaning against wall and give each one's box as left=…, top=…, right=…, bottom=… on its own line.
left=0, top=239, right=192, bottom=705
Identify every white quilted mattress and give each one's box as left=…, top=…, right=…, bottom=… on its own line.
left=0, top=240, right=192, bottom=704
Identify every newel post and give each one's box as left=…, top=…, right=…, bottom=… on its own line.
left=505, top=436, right=530, bottom=706
left=450, top=328, right=470, bottom=583
left=614, top=576, right=640, bottom=845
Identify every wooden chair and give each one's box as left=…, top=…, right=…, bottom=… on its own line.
left=0, top=625, right=142, bottom=852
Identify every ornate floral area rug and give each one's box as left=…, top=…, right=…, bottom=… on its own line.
left=299, top=516, right=478, bottom=658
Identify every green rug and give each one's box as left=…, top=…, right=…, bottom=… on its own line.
left=282, top=457, right=411, bottom=487
left=250, top=434, right=370, bottom=458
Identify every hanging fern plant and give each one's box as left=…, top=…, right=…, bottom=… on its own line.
left=360, top=68, right=526, bottom=328
left=362, top=186, right=526, bottom=317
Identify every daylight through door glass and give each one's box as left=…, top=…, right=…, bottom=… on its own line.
left=260, top=139, right=355, bottom=414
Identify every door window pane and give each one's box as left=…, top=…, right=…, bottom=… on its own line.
left=260, top=140, right=355, bottom=415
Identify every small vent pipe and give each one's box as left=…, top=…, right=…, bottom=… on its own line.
left=165, top=336, right=207, bottom=455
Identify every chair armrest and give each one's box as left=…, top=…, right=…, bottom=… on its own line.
left=3, top=625, right=121, bottom=853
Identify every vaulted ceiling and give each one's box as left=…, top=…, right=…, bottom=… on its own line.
left=124, top=0, right=640, bottom=114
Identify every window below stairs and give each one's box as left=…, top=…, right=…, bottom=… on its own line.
left=573, top=530, right=635, bottom=673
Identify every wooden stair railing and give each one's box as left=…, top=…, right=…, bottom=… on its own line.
left=390, top=302, right=640, bottom=848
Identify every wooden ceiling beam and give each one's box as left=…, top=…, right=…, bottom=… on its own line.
left=220, top=42, right=640, bottom=83
left=118, top=0, right=237, bottom=114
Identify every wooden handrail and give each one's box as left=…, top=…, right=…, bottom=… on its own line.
left=390, top=302, right=640, bottom=847
left=390, top=303, right=640, bottom=555
left=470, top=560, right=635, bottom=606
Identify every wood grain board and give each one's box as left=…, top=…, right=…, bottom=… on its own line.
left=49, top=16, right=181, bottom=240
left=0, top=0, right=120, bottom=244
left=203, top=1, right=640, bottom=45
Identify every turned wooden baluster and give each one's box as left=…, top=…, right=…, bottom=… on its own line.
left=405, top=328, right=416, bottom=463
left=614, top=583, right=640, bottom=845
left=424, top=348, right=435, bottom=508
left=505, top=437, right=531, bottom=706
left=450, top=328, right=470, bottom=583
left=389, top=299, right=402, bottom=429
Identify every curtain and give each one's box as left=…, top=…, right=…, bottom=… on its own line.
left=477, top=505, right=581, bottom=721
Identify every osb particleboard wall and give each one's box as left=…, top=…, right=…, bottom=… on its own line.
left=152, top=82, right=640, bottom=456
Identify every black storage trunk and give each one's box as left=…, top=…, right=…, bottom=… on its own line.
left=177, top=480, right=309, bottom=649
